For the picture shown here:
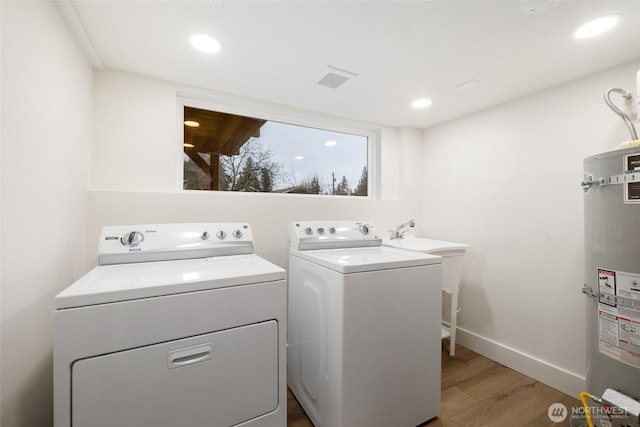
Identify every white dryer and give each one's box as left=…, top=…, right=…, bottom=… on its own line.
left=54, top=223, right=286, bottom=427
left=287, top=221, right=442, bottom=427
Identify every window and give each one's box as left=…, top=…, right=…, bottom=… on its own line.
left=182, top=106, right=369, bottom=196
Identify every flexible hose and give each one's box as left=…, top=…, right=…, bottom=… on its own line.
left=604, top=88, right=638, bottom=141
left=579, top=391, right=596, bottom=427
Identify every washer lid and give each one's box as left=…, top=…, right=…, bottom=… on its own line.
left=55, top=254, right=285, bottom=309
left=290, top=246, right=441, bottom=274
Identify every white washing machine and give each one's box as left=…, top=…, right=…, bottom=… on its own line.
left=54, top=223, right=286, bottom=427
left=287, top=221, right=443, bottom=427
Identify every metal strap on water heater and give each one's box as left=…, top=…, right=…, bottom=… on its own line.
left=582, top=285, right=640, bottom=310
left=581, top=170, right=640, bottom=190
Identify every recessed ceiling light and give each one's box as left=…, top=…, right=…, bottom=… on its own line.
left=325, top=141, right=337, bottom=147
left=294, top=156, right=304, bottom=160
left=184, top=143, right=195, bottom=148
left=411, top=99, right=432, bottom=109
left=184, top=120, right=200, bottom=127
left=573, top=15, right=620, bottom=39
left=190, top=33, right=221, bottom=53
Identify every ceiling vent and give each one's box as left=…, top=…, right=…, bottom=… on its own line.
left=317, top=66, right=358, bottom=89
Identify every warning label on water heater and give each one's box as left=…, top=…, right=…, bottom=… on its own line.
left=597, top=268, right=640, bottom=369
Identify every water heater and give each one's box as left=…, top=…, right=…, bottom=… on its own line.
left=582, top=146, right=640, bottom=427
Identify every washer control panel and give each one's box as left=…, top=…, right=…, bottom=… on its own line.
left=98, top=223, right=254, bottom=265
left=290, top=221, right=381, bottom=250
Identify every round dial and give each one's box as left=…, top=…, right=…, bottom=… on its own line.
left=329, top=227, right=336, bottom=234
left=317, top=227, right=325, bottom=234
left=201, top=231, right=210, bottom=240
left=304, top=227, right=313, bottom=235
left=216, top=230, right=227, bottom=240
left=233, top=229, right=243, bottom=239
left=359, top=225, right=370, bottom=235
left=121, top=231, right=144, bottom=247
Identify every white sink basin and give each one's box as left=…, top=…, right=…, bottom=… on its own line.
left=382, top=237, right=469, bottom=254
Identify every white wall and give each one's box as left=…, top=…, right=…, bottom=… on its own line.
left=421, top=59, right=640, bottom=396
left=92, top=71, right=179, bottom=192
left=0, top=2, right=93, bottom=425
left=88, top=70, right=423, bottom=267
left=0, top=2, right=3, bottom=420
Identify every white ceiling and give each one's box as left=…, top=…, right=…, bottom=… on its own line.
left=64, top=0, right=640, bottom=128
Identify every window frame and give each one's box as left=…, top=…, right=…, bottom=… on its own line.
left=177, top=93, right=380, bottom=198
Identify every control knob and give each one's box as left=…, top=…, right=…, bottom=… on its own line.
left=216, top=230, right=227, bottom=240
left=233, top=229, right=243, bottom=239
left=304, top=227, right=313, bottom=235
left=359, top=225, right=370, bottom=235
left=121, top=231, right=144, bottom=247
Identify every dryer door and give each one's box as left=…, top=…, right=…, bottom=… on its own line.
left=71, top=320, right=278, bottom=427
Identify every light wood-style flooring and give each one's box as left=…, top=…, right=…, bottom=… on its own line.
left=287, top=340, right=580, bottom=427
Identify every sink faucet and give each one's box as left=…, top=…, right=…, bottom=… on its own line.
left=389, top=220, right=415, bottom=240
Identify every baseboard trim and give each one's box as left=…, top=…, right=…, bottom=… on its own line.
left=454, top=327, right=586, bottom=398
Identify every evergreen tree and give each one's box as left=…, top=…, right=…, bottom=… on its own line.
left=299, top=174, right=322, bottom=194
left=259, top=166, right=274, bottom=192
left=236, top=156, right=260, bottom=191
left=353, top=166, right=368, bottom=196
left=335, top=175, right=351, bottom=195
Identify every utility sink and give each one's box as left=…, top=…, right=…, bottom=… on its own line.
left=382, top=237, right=468, bottom=254
left=382, top=236, right=469, bottom=356
left=382, top=237, right=468, bottom=293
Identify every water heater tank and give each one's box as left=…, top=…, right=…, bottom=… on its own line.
left=583, top=146, right=640, bottom=408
